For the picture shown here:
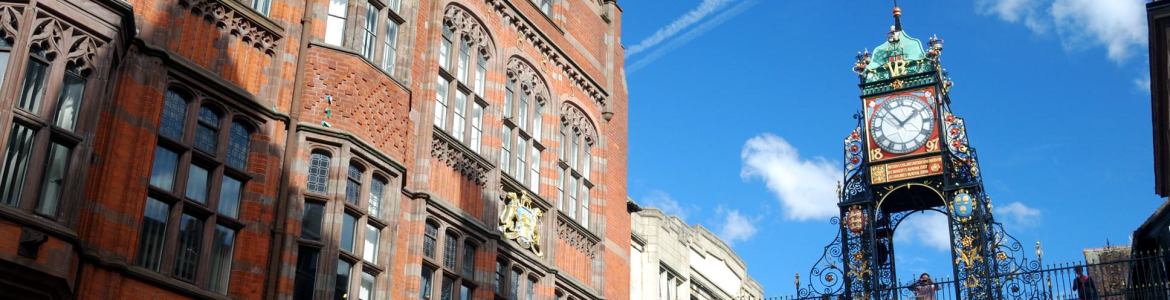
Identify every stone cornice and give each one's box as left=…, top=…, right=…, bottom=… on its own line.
left=177, top=0, right=283, bottom=55
left=483, top=0, right=611, bottom=118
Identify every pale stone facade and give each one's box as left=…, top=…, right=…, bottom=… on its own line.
left=630, top=208, right=765, bottom=300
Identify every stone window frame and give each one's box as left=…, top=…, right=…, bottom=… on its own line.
left=0, top=5, right=105, bottom=224
left=420, top=217, right=484, bottom=300
left=293, top=137, right=401, bottom=300
left=554, top=102, right=597, bottom=231
left=434, top=4, right=494, bottom=154
left=134, top=81, right=263, bottom=294
left=501, top=56, right=551, bottom=196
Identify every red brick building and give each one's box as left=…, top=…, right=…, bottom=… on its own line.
left=0, top=0, right=630, bottom=299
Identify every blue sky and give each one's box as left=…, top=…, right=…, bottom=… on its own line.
left=620, top=0, right=1153, bottom=296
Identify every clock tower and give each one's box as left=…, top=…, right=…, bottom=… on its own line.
left=798, top=6, right=1044, bottom=300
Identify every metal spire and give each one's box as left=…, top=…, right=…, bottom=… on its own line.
left=893, top=0, right=903, bottom=32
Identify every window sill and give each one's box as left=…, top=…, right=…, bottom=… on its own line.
left=431, top=126, right=493, bottom=185
left=122, top=265, right=230, bottom=300
left=178, top=0, right=285, bottom=55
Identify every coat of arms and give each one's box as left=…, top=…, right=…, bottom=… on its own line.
left=951, top=191, right=976, bottom=222
left=846, top=205, right=866, bottom=234
left=499, top=192, right=544, bottom=256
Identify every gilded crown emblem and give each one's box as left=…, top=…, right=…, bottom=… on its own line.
left=499, top=192, right=544, bottom=257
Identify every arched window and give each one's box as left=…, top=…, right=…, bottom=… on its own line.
left=420, top=221, right=480, bottom=300
left=434, top=5, right=493, bottom=153
left=556, top=102, right=597, bottom=230
left=502, top=57, right=550, bottom=193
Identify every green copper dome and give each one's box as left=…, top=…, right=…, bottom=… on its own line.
left=853, top=7, right=944, bottom=85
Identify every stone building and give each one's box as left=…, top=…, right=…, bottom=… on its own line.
left=630, top=208, right=764, bottom=300
left=0, top=0, right=629, bottom=299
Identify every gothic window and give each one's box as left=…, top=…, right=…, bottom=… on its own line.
left=135, top=85, right=256, bottom=294
left=556, top=103, right=597, bottom=230
left=421, top=220, right=480, bottom=300
left=0, top=21, right=102, bottom=220
left=293, top=147, right=395, bottom=300
left=434, top=5, right=493, bottom=153
left=502, top=57, right=549, bottom=194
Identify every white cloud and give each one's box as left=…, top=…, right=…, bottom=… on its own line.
left=896, top=212, right=952, bottom=252
left=740, top=133, right=840, bottom=221
left=626, top=0, right=733, bottom=57
left=716, top=207, right=758, bottom=245
left=977, top=0, right=1046, bottom=32
left=977, top=0, right=1147, bottom=63
left=995, top=201, right=1042, bottom=226
left=626, top=0, right=759, bottom=73
left=1136, top=74, right=1152, bottom=93
left=641, top=190, right=689, bottom=220
left=1051, top=0, right=1147, bottom=62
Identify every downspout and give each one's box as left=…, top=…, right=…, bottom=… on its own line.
left=264, top=0, right=316, bottom=298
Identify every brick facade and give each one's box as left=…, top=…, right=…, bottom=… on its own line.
left=0, top=0, right=628, bottom=299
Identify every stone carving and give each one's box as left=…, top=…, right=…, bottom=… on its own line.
left=560, top=102, right=598, bottom=146
left=481, top=0, right=609, bottom=114
left=178, top=0, right=281, bottom=55
left=431, top=131, right=489, bottom=185
left=0, top=5, right=21, bottom=45
left=557, top=215, right=598, bottom=258
left=444, top=5, right=493, bottom=59
left=506, top=57, right=549, bottom=105
left=29, top=13, right=105, bottom=76
left=499, top=192, right=544, bottom=256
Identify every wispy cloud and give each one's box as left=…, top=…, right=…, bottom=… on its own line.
left=1136, top=73, right=1152, bottom=93
left=896, top=212, right=952, bottom=252
left=626, top=0, right=733, bottom=57
left=740, top=133, right=840, bottom=221
left=715, top=207, right=759, bottom=245
left=977, top=0, right=1146, bottom=63
left=640, top=190, right=689, bottom=220
left=995, top=201, right=1042, bottom=227
left=627, top=0, right=759, bottom=73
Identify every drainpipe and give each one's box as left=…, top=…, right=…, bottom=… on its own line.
left=264, top=0, right=316, bottom=298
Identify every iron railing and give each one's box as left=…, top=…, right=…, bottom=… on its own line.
left=764, top=249, right=1170, bottom=300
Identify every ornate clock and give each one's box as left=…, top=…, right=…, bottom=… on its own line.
left=865, top=88, right=939, bottom=161
left=870, top=95, right=934, bottom=154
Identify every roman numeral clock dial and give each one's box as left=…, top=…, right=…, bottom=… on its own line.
left=870, top=95, right=934, bottom=154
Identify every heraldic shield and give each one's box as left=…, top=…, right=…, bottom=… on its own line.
left=499, top=192, right=544, bottom=257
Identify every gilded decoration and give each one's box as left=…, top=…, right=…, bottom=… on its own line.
left=499, top=192, right=544, bottom=256
left=950, top=190, right=976, bottom=222
left=844, top=128, right=863, bottom=178
left=955, top=235, right=984, bottom=288
left=846, top=205, right=866, bottom=234
left=178, top=0, right=282, bottom=55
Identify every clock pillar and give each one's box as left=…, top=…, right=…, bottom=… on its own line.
left=795, top=6, right=1046, bottom=300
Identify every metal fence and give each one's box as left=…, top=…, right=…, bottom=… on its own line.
left=764, top=249, right=1170, bottom=300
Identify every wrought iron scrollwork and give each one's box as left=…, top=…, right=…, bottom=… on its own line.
left=798, top=217, right=846, bottom=297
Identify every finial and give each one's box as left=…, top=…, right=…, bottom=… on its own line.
left=892, top=2, right=903, bottom=32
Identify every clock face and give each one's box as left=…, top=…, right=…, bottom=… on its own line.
left=870, top=95, right=935, bottom=154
